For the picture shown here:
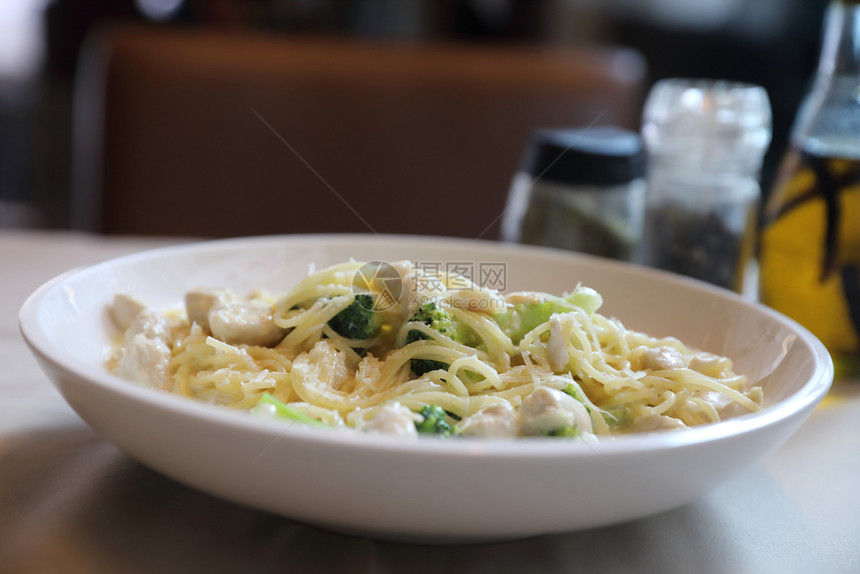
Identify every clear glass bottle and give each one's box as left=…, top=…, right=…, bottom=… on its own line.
left=640, top=79, right=772, bottom=293
left=501, top=127, right=646, bottom=262
left=760, top=0, right=860, bottom=372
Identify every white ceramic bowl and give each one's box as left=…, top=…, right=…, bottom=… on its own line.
left=19, top=235, right=833, bottom=542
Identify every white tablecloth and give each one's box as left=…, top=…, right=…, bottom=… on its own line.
left=1, top=230, right=858, bottom=573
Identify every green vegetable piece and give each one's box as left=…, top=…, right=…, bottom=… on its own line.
left=253, top=392, right=329, bottom=428
left=602, top=407, right=630, bottom=429
left=407, top=333, right=449, bottom=376
left=564, top=286, right=603, bottom=315
left=493, top=286, right=603, bottom=344
left=327, top=294, right=379, bottom=340
left=406, top=302, right=479, bottom=375
left=409, top=302, right=479, bottom=345
left=543, top=426, right=582, bottom=438
left=563, top=382, right=626, bottom=430
left=562, top=382, right=589, bottom=412
left=415, top=404, right=455, bottom=436
left=492, top=301, right=559, bottom=345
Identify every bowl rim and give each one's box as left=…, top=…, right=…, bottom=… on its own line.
left=18, top=233, right=835, bottom=459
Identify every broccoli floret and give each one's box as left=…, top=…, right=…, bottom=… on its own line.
left=409, top=349, right=446, bottom=377
left=415, top=404, right=455, bottom=436
left=409, top=301, right=475, bottom=341
left=327, top=294, right=379, bottom=340
left=405, top=302, right=479, bottom=375
left=492, top=286, right=603, bottom=344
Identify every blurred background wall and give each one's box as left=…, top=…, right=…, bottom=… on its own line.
left=0, top=0, right=830, bottom=232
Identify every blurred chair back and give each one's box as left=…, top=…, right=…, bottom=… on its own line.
left=73, top=25, right=646, bottom=238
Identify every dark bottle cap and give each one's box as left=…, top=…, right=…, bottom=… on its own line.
left=522, top=127, right=645, bottom=187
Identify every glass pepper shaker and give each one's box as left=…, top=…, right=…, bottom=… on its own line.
left=501, top=127, right=646, bottom=262
left=639, top=79, right=772, bottom=293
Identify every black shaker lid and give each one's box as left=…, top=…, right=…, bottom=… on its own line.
left=521, top=127, right=645, bottom=187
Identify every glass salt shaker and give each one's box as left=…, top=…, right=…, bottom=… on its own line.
left=501, top=127, right=646, bottom=262
left=640, top=79, right=772, bottom=292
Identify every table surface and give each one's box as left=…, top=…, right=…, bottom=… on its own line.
left=1, top=230, right=858, bottom=574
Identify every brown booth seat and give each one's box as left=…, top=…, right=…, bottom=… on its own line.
left=72, top=26, right=646, bottom=239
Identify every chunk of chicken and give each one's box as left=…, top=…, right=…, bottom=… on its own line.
left=363, top=402, right=420, bottom=438
left=115, top=308, right=173, bottom=388
left=116, top=334, right=172, bottom=388
left=292, top=339, right=353, bottom=392
left=519, top=387, right=593, bottom=436
left=457, top=403, right=519, bottom=438
left=546, top=316, right=569, bottom=372
left=209, top=301, right=286, bottom=347
left=185, top=288, right=232, bottom=331
left=109, top=294, right=146, bottom=332
left=126, top=308, right=171, bottom=340
left=630, top=345, right=687, bottom=372
left=716, top=386, right=763, bottom=419
left=445, top=288, right=506, bottom=314
left=688, top=352, right=732, bottom=378
left=504, top=291, right=545, bottom=305
left=630, top=413, right=686, bottom=432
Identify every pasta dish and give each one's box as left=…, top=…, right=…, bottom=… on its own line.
left=108, top=260, right=762, bottom=440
